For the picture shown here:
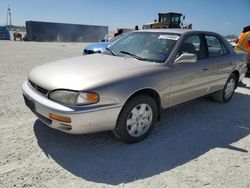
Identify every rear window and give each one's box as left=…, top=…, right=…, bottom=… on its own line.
left=205, top=35, right=228, bottom=57
left=179, top=34, right=206, bottom=59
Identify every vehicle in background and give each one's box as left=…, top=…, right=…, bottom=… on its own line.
left=83, top=42, right=109, bottom=55
left=0, top=26, right=11, bottom=40
left=23, top=29, right=247, bottom=143
left=82, top=34, right=124, bottom=55
left=227, top=38, right=238, bottom=48
left=142, top=12, right=192, bottom=30
left=114, top=28, right=134, bottom=37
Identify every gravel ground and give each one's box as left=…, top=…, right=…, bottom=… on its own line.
left=0, top=40, right=250, bottom=188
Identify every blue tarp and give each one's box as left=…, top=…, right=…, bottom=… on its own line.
left=0, top=26, right=11, bottom=40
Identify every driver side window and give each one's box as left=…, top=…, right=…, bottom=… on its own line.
left=178, top=35, right=206, bottom=60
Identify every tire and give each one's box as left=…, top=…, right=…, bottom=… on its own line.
left=113, top=95, right=158, bottom=143
left=212, top=74, right=237, bottom=103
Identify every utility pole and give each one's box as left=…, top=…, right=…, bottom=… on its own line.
left=7, top=5, right=8, bottom=25
left=7, top=5, right=12, bottom=26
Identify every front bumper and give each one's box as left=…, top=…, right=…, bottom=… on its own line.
left=22, top=81, right=122, bottom=134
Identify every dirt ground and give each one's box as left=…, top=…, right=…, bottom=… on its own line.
left=0, top=40, right=250, bottom=188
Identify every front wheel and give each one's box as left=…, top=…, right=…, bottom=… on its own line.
left=212, top=74, right=237, bottom=103
left=113, top=95, right=158, bottom=143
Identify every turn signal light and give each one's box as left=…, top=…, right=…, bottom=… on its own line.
left=86, top=93, right=99, bottom=104
left=49, top=113, right=71, bottom=123
left=76, top=92, right=99, bottom=105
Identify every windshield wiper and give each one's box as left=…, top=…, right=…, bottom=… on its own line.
left=106, top=47, right=116, bottom=56
left=120, top=50, right=147, bottom=61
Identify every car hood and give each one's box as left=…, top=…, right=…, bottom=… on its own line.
left=29, top=54, right=161, bottom=91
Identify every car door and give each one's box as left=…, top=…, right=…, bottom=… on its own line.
left=168, top=34, right=213, bottom=107
left=204, top=34, right=233, bottom=93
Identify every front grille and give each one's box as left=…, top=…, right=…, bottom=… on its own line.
left=29, top=80, right=49, bottom=95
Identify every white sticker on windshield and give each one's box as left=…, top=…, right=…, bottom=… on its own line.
left=158, top=35, right=180, bottom=40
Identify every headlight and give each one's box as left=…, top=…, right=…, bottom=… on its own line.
left=49, top=90, right=99, bottom=106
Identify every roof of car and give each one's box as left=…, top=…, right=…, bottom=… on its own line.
left=135, top=29, right=202, bottom=35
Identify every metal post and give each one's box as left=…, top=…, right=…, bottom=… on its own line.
left=7, top=6, right=9, bottom=25
left=7, top=5, right=12, bottom=26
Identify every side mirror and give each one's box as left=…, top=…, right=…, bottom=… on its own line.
left=174, top=53, right=197, bottom=64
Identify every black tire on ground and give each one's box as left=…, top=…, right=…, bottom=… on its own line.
left=212, top=73, right=237, bottom=103
left=113, top=95, right=158, bottom=143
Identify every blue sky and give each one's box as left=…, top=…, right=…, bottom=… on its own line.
left=0, top=0, right=249, bottom=35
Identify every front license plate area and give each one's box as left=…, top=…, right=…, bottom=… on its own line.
left=23, top=95, right=35, bottom=111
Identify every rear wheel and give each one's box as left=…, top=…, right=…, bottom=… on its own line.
left=113, top=95, right=158, bottom=143
left=212, top=74, right=236, bottom=103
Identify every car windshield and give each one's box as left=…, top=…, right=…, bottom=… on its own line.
left=104, top=32, right=180, bottom=63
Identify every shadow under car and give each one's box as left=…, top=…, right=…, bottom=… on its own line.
left=33, top=92, right=250, bottom=185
